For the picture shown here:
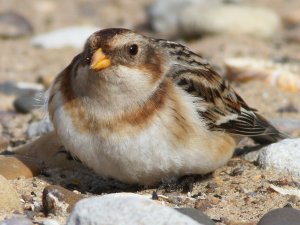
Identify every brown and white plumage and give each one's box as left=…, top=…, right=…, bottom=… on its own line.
left=48, top=28, right=285, bottom=185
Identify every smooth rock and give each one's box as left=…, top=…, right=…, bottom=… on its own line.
left=283, top=9, right=300, bottom=26
left=67, top=193, right=203, bottom=225
left=148, top=0, right=221, bottom=37
left=179, top=5, right=281, bottom=39
left=41, top=219, right=60, bottom=225
left=175, top=208, right=215, bottom=225
left=27, top=120, right=53, bottom=138
left=0, top=155, right=41, bottom=179
left=258, top=139, right=300, bottom=177
left=258, top=208, right=300, bottom=225
left=31, top=26, right=100, bottom=49
left=0, top=175, right=21, bottom=213
left=14, top=92, right=39, bottom=113
left=43, top=185, right=85, bottom=216
left=13, top=131, right=80, bottom=169
left=0, top=11, right=33, bottom=38
left=0, top=217, right=33, bottom=225
left=0, top=82, right=43, bottom=96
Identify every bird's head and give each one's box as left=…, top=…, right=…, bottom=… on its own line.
left=74, top=28, right=172, bottom=97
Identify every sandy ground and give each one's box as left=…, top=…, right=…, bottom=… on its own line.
left=1, top=0, right=300, bottom=224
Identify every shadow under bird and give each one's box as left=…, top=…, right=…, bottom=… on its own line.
left=47, top=28, right=286, bottom=185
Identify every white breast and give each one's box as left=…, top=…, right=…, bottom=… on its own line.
left=50, top=88, right=235, bottom=185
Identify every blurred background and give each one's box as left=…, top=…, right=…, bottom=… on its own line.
left=0, top=0, right=300, bottom=143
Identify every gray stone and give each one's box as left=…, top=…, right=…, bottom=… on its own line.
left=258, top=139, right=300, bottom=177
left=175, top=208, right=215, bottom=225
left=27, top=120, right=53, bottom=138
left=31, top=26, right=100, bottom=49
left=179, top=5, right=281, bottom=39
left=0, top=217, right=33, bottom=225
left=148, top=0, right=221, bottom=37
left=0, top=175, right=21, bottom=213
left=258, top=208, right=300, bottom=225
left=67, top=193, right=203, bottom=225
left=0, top=82, right=43, bottom=96
left=0, top=11, right=33, bottom=38
left=14, top=93, right=38, bottom=113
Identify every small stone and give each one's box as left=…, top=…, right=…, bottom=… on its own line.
left=258, top=139, right=300, bottom=178
left=66, top=194, right=203, bottom=225
left=0, top=155, right=41, bottom=179
left=27, top=120, right=53, bottom=138
left=258, top=208, right=300, bottom=225
left=0, top=81, right=43, bottom=96
left=230, top=167, right=244, bottom=176
left=175, top=208, right=215, bottom=225
left=14, top=93, right=38, bottom=113
left=179, top=5, right=281, bottom=39
left=283, top=9, right=300, bottom=26
left=41, top=219, right=61, bottom=225
left=43, top=185, right=85, bottom=216
left=0, top=175, right=21, bottom=213
left=0, top=11, right=33, bottom=38
left=195, top=199, right=212, bottom=211
left=148, top=0, right=221, bottom=38
left=31, top=26, right=99, bottom=49
left=0, top=136, right=9, bottom=152
left=288, top=195, right=300, bottom=204
left=0, top=217, right=33, bottom=225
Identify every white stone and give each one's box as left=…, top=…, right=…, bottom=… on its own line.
left=31, top=26, right=100, bottom=49
left=179, top=5, right=281, bottom=39
left=67, top=193, right=203, bottom=225
left=258, top=139, right=300, bottom=177
left=41, top=219, right=60, bottom=225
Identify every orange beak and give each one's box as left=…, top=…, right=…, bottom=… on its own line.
left=90, top=48, right=111, bottom=71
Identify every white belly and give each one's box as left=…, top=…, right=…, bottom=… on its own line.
left=50, top=90, right=235, bottom=185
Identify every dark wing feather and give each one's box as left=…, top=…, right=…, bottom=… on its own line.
left=159, top=40, right=287, bottom=143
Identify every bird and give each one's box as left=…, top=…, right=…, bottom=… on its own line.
left=47, top=28, right=286, bottom=185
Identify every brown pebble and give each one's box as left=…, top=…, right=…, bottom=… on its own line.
left=0, top=137, right=9, bottom=151
left=194, top=199, right=212, bottom=211
left=43, top=185, right=85, bottom=216
left=0, top=155, right=42, bottom=179
left=230, top=167, right=244, bottom=176
left=210, top=197, right=221, bottom=205
left=21, top=193, right=33, bottom=202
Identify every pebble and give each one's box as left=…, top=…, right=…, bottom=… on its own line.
left=0, top=155, right=41, bottom=179
left=175, top=208, right=215, bottom=225
left=43, top=185, right=85, bottom=216
left=179, top=5, right=281, bottom=39
left=0, top=137, right=9, bottom=152
left=0, top=175, right=21, bottom=213
left=0, top=82, right=43, bottom=96
left=0, top=217, right=33, bottom=225
left=258, top=208, right=300, bottom=225
left=31, top=26, right=100, bottom=49
left=41, top=219, right=61, bottom=225
left=0, top=11, right=33, bottom=38
left=13, top=93, right=39, bottom=113
left=283, top=9, right=300, bottom=26
left=258, top=139, right=300, bottom=178
left=148, top=0, right=221, bottom=38
left=66, top=193, right=204, bottom=225
left=27, top=120, right=53, bottom=138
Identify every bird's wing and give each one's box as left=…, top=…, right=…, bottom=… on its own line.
left=167, top=61, right=285, bottom=143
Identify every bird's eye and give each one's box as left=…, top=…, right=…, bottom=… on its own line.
left=128, top=44, right=138, bottom=56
